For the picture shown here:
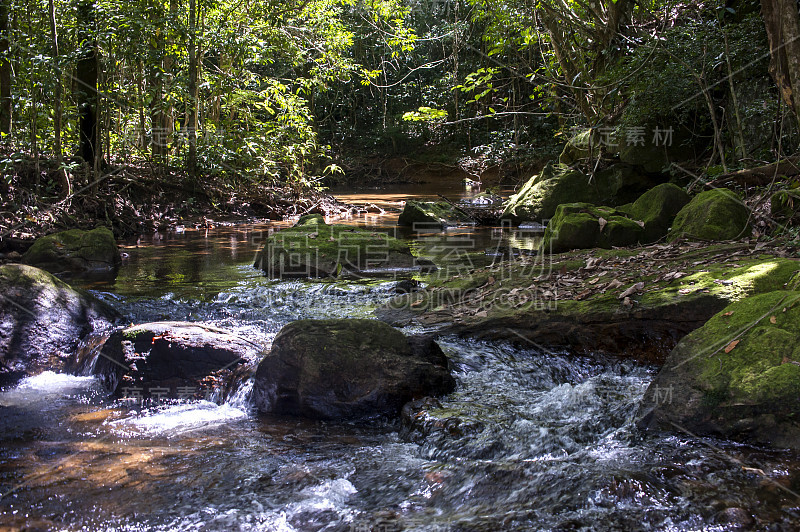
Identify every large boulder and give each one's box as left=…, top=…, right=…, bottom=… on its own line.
left=619, top=124, right=696, bottom=173
left=668, top=188, right=752, bottom=242
left=0, top=264, right=121, bottom=385
left=637, top=291, right=800, bottom=450
left=559, top=129, right=596, bottom=165
left=91, top=321, right=264, bottom=400
left=619, top=183, right=690, bottom=243
left=540, top=203, right=645, bottom=253
left=254, top=217, right=430, bottom=278
left=501, top=164, right=657, bottom=224
left=397, top=200, right=470, bottom=228
left=253, top=319, right=455, bottom=420
left=22, top=227, right=121, bottom=274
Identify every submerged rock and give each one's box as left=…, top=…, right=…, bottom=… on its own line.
left=253, top=319, right=455, bottom=420
left=22, top=227, right=121, bottom=274
left=92, top=321, right=264, bottom=400
left=0, top=264, right=121, bottom=385
left=637, top=290, right=800, bottom=450
left=668, top=188, right=751, bottom=242
left=398, top=200, right=470, bottom=228
left=501, top=163, right=658, bottom=224
left=254, top=217, right=431, bottom=278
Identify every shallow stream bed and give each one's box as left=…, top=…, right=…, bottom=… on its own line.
left=2, top=192, right=800, bottom=531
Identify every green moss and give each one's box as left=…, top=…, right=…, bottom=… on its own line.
left=22, top=227, right=119, bottom=271
left=398, top=200, right=469, bottom=227
left=295, top=214, right=326, bottom=226
left=502, top=165, right=656, bottom=224
left=625, top=183, right=690, bottom=243
left=258, top=223, right=416, bottom=277
left=541, top=202, right=645, bottom=253
left=671, top=291, right=800, bottom=415
left=559, top=129, right=595, bottom=165
left=668, top=188, right=751, bottom=242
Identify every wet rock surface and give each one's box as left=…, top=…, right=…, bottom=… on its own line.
left=253, top=319, right=455, bottom=420
left=91, top=321, right=265, bottom=399
left=0, top=264, right=121, bottom=385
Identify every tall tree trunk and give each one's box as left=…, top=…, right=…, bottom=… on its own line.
left=186, top=0, right=197, bottom=178
left=761, top=0, right=800, bottom=131
left=76, top=0, right=100, bottom=166
left=0, top=0, right=11, bottom=135
left=163, top=0, right=178, bottom=159
left=149, top=0, right=166, bottom=173
left=49, top=0, right=70, bottom=196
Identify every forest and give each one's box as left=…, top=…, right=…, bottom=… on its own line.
left=0, top=0, right=797, bottom=236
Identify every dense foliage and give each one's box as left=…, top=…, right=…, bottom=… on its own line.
left=0, top=0, right=798, bottom=194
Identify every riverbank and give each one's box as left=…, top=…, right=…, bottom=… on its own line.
left=0, top=158, right=352, bottom=252
left=379, top=240, right=800, bottom=363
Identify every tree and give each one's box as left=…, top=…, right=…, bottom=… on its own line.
left=760, top=0, right=800, bottom=130
left=76, top=0, right=100, bottom=166
left=0, top=0, right=11, bottom=135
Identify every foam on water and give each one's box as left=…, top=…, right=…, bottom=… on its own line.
left=0, top=371, right=100, bottom=407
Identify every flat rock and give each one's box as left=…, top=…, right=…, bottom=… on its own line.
left=91, top=321, right=265, bottom=400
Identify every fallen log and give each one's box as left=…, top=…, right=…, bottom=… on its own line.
left=708, top=156, right=800, bottom=187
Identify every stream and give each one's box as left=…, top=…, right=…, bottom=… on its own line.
left=2, top=186, right=800, bottom=531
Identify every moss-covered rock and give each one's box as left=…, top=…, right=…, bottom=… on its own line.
left=376, top=244, right=800, bottom=362
left=252, top=319, right=455, bottom=420
left=254, top=219, right=428, bottom=278
left=501, top=164, right=658, bottom=224
left=397, top=200, right=470, bottom=228
left=0, top=264, right=121, bottom=385
left=619, top=125, right=696, bottom=173
left=22, top=227, right=121, bottom=274
left=559, top=129, right=596, bottom=165
left=621, top=183, right=690, bottom=243
left=637, top=290, right=800, bottom=449
left=668, top=188, right=752, bottom=242
left=770, top=190, right=800, bottom=220
left=295, top=213, right=326, bottom=226
left=540, top=203, right=644, bottom=253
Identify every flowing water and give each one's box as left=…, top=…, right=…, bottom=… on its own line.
left=2, top=189, right=800, bottom=531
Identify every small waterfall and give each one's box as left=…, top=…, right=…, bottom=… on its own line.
left=69, top=329, right=114, bottom=377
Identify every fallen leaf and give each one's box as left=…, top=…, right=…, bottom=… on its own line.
left=770, top=316, right=777, bottom=324
left=486, top=276, right=496, bottom=285
left=605, top=279, right=624, bottom=291
left=598, top=217, right=607, bottom=232
left=588, top=276, right=601, bottom=285
left=619, top=282, right=645, bottom=299
left=723, top=311, right=734, bottom=316
left=308, top=232, right=318, bottom=239
left=724, top=340, right=740, bottom=353
left=634, top=220, right=645, bottom=228
left=622, top=296, right=632, bottom=307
